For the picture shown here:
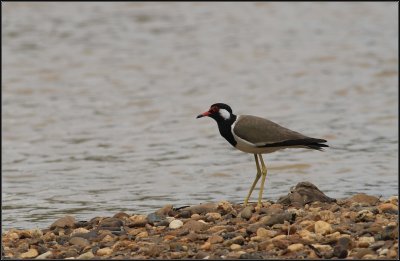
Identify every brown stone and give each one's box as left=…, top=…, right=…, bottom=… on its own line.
left=208, top=234, right=224, bottom=244
left=128, top=215, right=148, bottom=227
left=50, top=215, right=76, bottom=229
left=96, top=247, right=113, bottom=256
left=348, top=193, right=379, bottom=206
left=20, top=249, right=39, bottom=258
left=182, top=220, right=208, bottom=232
left=378, top=203, right=398, bottom=213
left=69, top=237, right=90, bottom=247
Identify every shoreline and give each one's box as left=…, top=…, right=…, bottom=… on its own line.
left=2, top=182, right=398, bottom=259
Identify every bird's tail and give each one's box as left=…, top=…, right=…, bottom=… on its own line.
left=306, top=139, right=329, bottom=151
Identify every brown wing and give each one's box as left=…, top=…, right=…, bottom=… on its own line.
left=233, top=115, right=322, bottom=146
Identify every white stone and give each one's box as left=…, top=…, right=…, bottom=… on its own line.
left=35, top=251, right=52, bottom=259
left=169, top=219, right=183, bottom=229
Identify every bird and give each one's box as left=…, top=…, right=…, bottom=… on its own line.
left=196, top=103, right=328, bottom=207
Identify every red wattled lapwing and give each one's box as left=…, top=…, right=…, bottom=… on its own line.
left=196, top=103, right=329, bottom=207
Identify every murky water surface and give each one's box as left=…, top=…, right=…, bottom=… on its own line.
left=2, top=2, right=398, bottom=229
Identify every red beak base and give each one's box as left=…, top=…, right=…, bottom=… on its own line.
left=196, top=111, right=210, bottom=118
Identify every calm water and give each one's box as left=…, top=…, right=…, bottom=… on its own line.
left=2, top=2, right=398, bottom=230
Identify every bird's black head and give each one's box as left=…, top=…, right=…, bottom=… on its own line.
left=196, top=103, right=235, bottom=122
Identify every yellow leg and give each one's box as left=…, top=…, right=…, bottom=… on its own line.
left=243, top=154, right=261, bottom=206
left=257, top=154, right=268, bottom=207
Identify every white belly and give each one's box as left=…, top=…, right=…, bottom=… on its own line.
left=232, top=131, right=284, bottom=154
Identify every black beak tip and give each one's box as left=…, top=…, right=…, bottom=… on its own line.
left=196, top=114, right=204, bottom=119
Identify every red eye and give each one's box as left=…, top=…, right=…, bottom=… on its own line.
left=210, top=106, right=219, bottom=113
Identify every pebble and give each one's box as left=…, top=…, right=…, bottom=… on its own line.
left=7, top=232, right=19, bottom=241
left=355, top=209, right=375, bottom=222
left=2, top=183, right=397, bottom=260
left=50, top=215, right=75, bottom=229
left=136, top=231, right=148, bottom=238
left=208, top=235, right=224, bottom=244
left=314, top=220, right=332, bottom=235
left=76, top=251, right=94, bottom=259
left=191, top=214, right=201, bottom=220
left=370, top=240, right=385, bottom=250
left=348, top=193, right=379, bottom=205
left=256, top=227, right=277, bottom=238
left=20, top=248, right=39, bottom=258
left=147, top=212, right=164, bottom=225
left=129, top=215, right=148, bottom=227
left=169, top=220, right=183, bottom=229
left=205, top=212, right=222, bottom=221
left=217, top=200, right=234, bottom=214
left=378, top=203, right=398, bottom=213
left=35, top=251, right=52, bottom=259
left=70, top=228, right=90, bottom=236
left=96, top=247, right=113, bottom=256
left=287, top=243, right=304, bottom=252
left=263, top=212, right=294, bottom=226
left=357, top=236, right=375, bottom=248
left=200, top=241, right=211, bottom=250
left=318, top=210, right=335, bottom=221
left=230, top=244, right=241, bottom=251
left=102, top=234, right=114, bottom=242
left=99, top=217, right=123, bottom=228
left=312, top=244, right=333, bottom=251
left=240, top=206, right=253, bottom=220
left=69, top=237, right=90, bottom=247
left=165, top=217, right=175, bottom=223
left=183, top=220, right=208, bottom=232
left=387, top=196, right=398, bottom=205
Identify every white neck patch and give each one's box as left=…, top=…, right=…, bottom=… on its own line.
left=219, top=109, right=231, bottom=120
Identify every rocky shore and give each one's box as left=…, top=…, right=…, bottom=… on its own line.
left=2, top=182, right=398, bottom=259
